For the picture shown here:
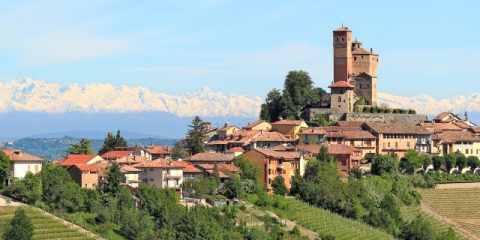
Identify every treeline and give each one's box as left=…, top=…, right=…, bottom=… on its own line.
left=289, top=147, right=458, bottom=240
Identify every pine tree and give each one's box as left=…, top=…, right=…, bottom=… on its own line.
left=171, top=141, right=189, bottom=160
left=106, top=163, right=125, bottom=196
left=186, top=116, right=206, bottom=155
left=98, top=130, right=128, bottom=155
left=3, top=208, right=33, bottom=240
left=66, top=138, right=93, bottom=155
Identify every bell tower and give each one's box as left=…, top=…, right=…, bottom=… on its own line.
left=333, top=26, right=352, bottom=83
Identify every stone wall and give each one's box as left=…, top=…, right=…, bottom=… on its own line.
left=304, top=108, right=428, bottom=125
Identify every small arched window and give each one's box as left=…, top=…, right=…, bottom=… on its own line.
left=338, top=96, right=342, bottom=102
left=336, top=37, right=339, bottom=42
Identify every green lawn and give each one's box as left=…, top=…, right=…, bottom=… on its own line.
left=269, top=198, right=394, bottom=240
left=0, top=206, right=96, bottom=240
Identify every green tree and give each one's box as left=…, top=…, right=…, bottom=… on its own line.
left=271, top=176, right=288, bottom=196
left=119, top=208, right=155, bottom=240
left=444, top=154, right=457, bottom=173
left=233, top=156, right=259, bottom=182
left=399, top=150, right=422, bottom=174
left=371, top=155, right=398, bottom=175
left=281, top=89, right=299, bottom=119
left=260, top=89, right=283, bottom=122
left=186, top=116, right=207, bottom=155
left=3, top=208, right=33, bottom=240
left=401, top=215, right=434, bottom=240
left=421, top=155, right=433, bottom=172
left=4, top=172, right=42, bottom=204
left=317, top=146, right=334, bottom=162
left=283, top=70, right=320, bottom=111
left=171, top=141, right=189, bottom=160
left=432, top=156, right=444, bottom=171
left=106, top=163, right=125, bottom=196
left=66, top=138, right=93, bottom=155
left=0, top=151, right=10, bottom=189
left=467, top=156, right=480, bottom=172
left=456, top=154, right=467, bottom=172
left=223, top=175, right=245, bottom=199
left=98, top=130, right=128, bottom=155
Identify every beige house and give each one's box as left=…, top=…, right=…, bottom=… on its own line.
left=244, top=120, right=272, bottom=131
left=271, top=120, right=308, bottom=140
left=67, top=165, right=99, bottom=189
left=134, top=159, right=185, bottom=195
left=217, top=125, right=241, bottom=140
left=121, top=165, right=142, bottom=188
left=436, top=131, right=480, bottom=158
left=364, top=123, right=431, bottom=158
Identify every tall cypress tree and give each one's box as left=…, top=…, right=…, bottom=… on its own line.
left=98, top=130, right=128, bottom=155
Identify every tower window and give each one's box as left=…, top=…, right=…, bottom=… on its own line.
left=338, top=96, right=342, bottom=102
left=359, top=84, right=362, bottom=89
left=342, top=37, right=344, bottom=42
left=336, top=37, right=339, bottom=42
left=354, top=57, right=357, bottom=61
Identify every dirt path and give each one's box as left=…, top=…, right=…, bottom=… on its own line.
left=420, top=202, right=479, bottom=240
left=0, top=195, right=103, bottom=240
left=436, top=182, right=480, bottom=189
left=243, top=203, right=319, bottom=240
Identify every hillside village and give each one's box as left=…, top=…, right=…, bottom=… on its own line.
left=1, top=26, right=480, bottom=240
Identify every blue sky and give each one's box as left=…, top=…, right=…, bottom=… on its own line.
left=0, top=0, right=478, bottom=98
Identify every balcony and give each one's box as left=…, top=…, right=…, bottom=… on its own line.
left=165, top=174, right=182, bottom=180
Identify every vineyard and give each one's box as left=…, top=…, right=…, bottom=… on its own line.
left=421, top=188, right=480, bottom=238
left=270, top=198, right=394, bottom=240
left=0, top=206, right=97, bottom=240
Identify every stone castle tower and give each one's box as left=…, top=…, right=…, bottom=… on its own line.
left=332, top=26, right=379, bottom=110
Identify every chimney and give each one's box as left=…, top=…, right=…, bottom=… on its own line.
left=465, top=111, right=468, bottom=121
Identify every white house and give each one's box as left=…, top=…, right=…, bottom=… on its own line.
left=134, top=159, right=185, bottom=195
left=121, top=165, right=142, bottom=188
left=2, top=149, right=44, bottom=180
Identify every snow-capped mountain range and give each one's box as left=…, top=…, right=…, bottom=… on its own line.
left=0, top=78, right=262, bottom=117
left=0, top=78, right=479, bottom=118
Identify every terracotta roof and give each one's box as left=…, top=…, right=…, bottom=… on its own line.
left=329, top=81, right=354, bottom=88
left=72, top=164, right=98, bottom=173
left=419, top=122, right=462, bottom=133
left=437, top=131, right=480, bottom=143
left=91, top=162, right=111, bottom=177
left=196, top=163, right=240, bottom=172
left=366, top=123, right=431, bottom=135
left=244, top=120, right=269, bottom=129
left=60, top=154, right=98, bottom=166
left=453, top=121, right=470, bottom=129
left=253, top=148, right=301, bottom=160
left=184, top=152, right=234, bottom=162
left=253, top=131, right=292, bottom=142
left=352, top=48, right=371, bottom=55
left=326, top=131, right=376, bottom=140
left=207, top=140, right=229, bottom=145
left=225, top=147, right=245, bottom=153
left=268, top=144, right=290, bottom=151
left=470, top=127, right=480, bottom=134
left=218, top=125, right=240, bottom=131
left=434, top=112, right=452, bottom=121
left=1, top=149, right=43, bottom=162
left=101, top=150, right=132, bottom=159
left=121, top=165, right=142, bottom=172
left=335, top=121, right=364, bottom=128
left=295, top=144, right=322, bottom=154
left=183, top=164, right=203, bottom=173
left=325, top=126, right=364, bottom=132
left=133, top=159, right=186, bottom=169
left=271, top=120, right=306, bottom=126
left=147, top=146, right=172, bottom=155
left=114, top=155, right=148, bottom=164
left=300, top=127, right=327, bottom=135
left=327, top=144, right=356, bottom=155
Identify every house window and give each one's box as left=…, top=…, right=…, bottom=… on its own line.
left=395, top=142, right=398, bottom=149
left=466, top=149, right=469, bottom=154
left=342, top=37, right=344, bottom=42
left=387, top=142, right=391, bottom=148
left=336, top=37, right=339, bottom=42
left=304, top=135, right=309, bottom=144
left=34, top=165, right=39, bottom=173
left=149, top=178, right=154, bottom=182
left=317, top=135, right=323, bottom=143
left=407, top=142, right=410, bottom=148
left=27, top=165, right=31, bottom=172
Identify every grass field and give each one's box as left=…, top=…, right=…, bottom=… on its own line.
left=0, top=206, right=96, bottom=240
left=270, top=198, right=394, bottom=240
left=421, top=188, right=480, bottom=238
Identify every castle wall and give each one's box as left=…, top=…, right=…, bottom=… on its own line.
left=303, top=109, right=427, bottom=125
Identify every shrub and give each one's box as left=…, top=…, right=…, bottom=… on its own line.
left=408, top=109, right=416, bottom=114
left=3, top=208, right=34, bottom=240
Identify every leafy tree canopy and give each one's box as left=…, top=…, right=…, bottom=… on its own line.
left=3, top=208, right=34, bottom=240
left=186, top=116, right=207, bottom=155
left=0, top=151, right=10, bottom=189
left=66, top=138, right=93, bottom=155
left=98, top=130, right=127, bottom=155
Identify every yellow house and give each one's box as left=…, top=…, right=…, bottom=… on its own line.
left=298, top=127, right=327, bottom=145
left=217, top=125, right=241, bottom=140
left=271, top=120, right=308, bottom=140
left=436, top=131, right=480, bottom=158
left=244, top=120, right=272, bottom=131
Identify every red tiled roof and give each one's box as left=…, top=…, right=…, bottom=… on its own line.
left=184, top=152, right=234, bottom=162
left=1, top=149, right=43, bottom=162
left=437, top=131, right=480, bottom=143
left=295, top=145, right=322, bottom=154
left=366, top=123, right=431, bottom=135
left=73, top=164, right=98, bottom=173
left=183, top=164, right=203, bottom=173
left=253, top=131, right=292, bottom=142
left=225, top=147, right=245, bottom=153
left=121, top=165, right=142, bottom=172
left=453, top=121, right=470, bottom=129
left=470, top=127, right=480, bottom=134
left=133, top=159, right=186, bottom=169
left=60, top=154, right=98, bottom=166
left=327, top=144, right=356, bottom=155
left=328, top=81, right=354, bottom=88
left=253, top=148, right=301, bottom=160
left=434, top=112, right=452, bottom=121
left=326, top=131, right=376, bottom=140
left=147, top=146, right=172, bottom=155
left=268, top=144, right=290, bottom=151
left=91, top=162, right=111, bottom=177
left=419, top=122, right=462, bottom=132
left=271, top=119, right=306, bottom=126
left=300, top=127, right=327, bottom=135
left=114, top=155, right=148, bottom=164
left=101, top=150, right=132, bottom=159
